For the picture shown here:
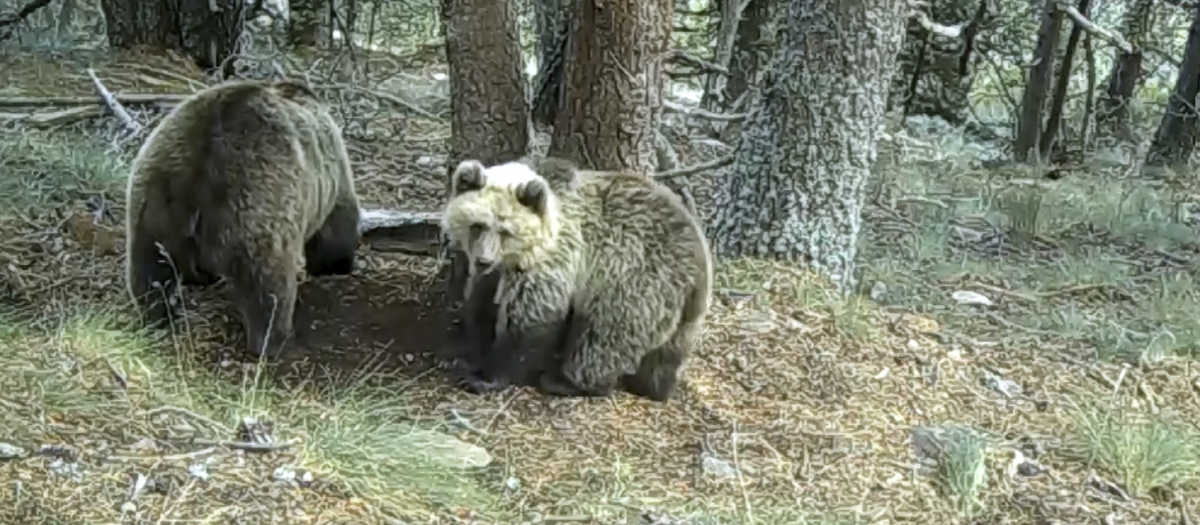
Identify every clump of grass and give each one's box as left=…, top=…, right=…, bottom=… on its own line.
left=935, top=426, right=990, bottom=518
left=1074, top=402, right=1200, bottom=496
left=0, top=302, right=499, bottom=521
left=0, top=130, right=127, bottom=213
left=294, top=382, right=500, bottom=519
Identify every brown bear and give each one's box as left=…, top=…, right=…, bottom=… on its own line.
left=441, top=157, right=712, bottom=401
left=124, top=79, right=360, bottom=358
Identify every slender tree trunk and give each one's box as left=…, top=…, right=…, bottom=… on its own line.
left=441, top=0, right=531, bottom=303
left=709, top=0, right=906, bottom=294
left=1013, top=0, right=1063, bottom=162
left=889, top=0, right=989, bottom=125
left=1039, top=0, right=1090, bottom=158
left=1097, top=0, right=1154, bottom=136
left=702, top=0, right=745, bottom=112
left=290, top=0, right=329, bottom=47
left=547, top=0, right=675, bottom=175
left=100, top=0, right=245, bottom=73
left=1081, top=31, right=1096, bottom=151
left=721, top=0, right=777, bottom=142
left=531, top=0, right=574, bottom=128
left=1146, top=3, right=1200, bottom=168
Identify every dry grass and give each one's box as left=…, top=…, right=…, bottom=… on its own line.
left=1, top=50, right=1199, bottom=525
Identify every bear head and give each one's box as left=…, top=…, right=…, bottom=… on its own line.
left=442, top=159, right=561, bottom=273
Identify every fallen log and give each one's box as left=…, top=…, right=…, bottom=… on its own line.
left=357, top=209, right=444, bottom=256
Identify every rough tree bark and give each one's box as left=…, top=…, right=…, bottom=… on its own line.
left=1096, top=0, right=1154, bottom=138
left=1038, top=0, right=1090, bottom=158
left=889, top=0, right=990, bottom=125
left=99, top=0, right=246, bottom=72
left=1146, top=2, right=1200, bottom=168
left=709, top=0, right=906, bottom=294
left=546, top=0, right=675, bottom=175
left=441, top=0, right=531, bottom=303
left=1013, top=0, right=1063, bottom=162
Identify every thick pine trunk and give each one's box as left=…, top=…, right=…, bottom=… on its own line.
left=441, top=0, right=531, bottom=303
left=709, top=0, right=905, bottom=294
left=289, top=0, right=329, bottom=47
left=1013, top=0, right=1063, bottom=162
left=546, top=0, right=675, bottom=175
left=100, top=0, right=246, bottom=72
left=531, top=0, right=574, bottom=128
left=1147, top=3, right=1200, bottom=168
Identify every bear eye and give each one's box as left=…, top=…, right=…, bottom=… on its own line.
left=469, top=222, right=486, bottom=236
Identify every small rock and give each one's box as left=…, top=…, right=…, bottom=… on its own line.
left=504, top=476, right=521, bottom=490
left=906, top=339, right=919, bottom=351
left=407, top=429, right=492, bottom=469
left=299, top=469, right=314, bottom=487
left=701, top=452, right=748, bottom=478
left=0, top=442, right=27, bottom=460
left=273, top=464, right=297, bottom=482
left=739, top=312, right=776, bottom=334
left=952, top=290, right=993, bottom=306
left=417, top=156, right=434, bottom=166
left=188, top=462, right=209, bottom=480
left=869, top=281, right=888, bottom=302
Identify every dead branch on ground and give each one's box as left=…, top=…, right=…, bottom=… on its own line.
left=906, top=0, right=965, bottom=38
left=0, top=0, right=56, bottom=41
left=87, top=68, right=142, bottom=134
left=0, top=94, right=188, bottom=107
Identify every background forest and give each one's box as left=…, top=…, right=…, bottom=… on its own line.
left=1, top=0, right=1199, bottom=524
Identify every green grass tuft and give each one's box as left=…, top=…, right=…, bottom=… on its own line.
left=0, top=131, right=128, bottom=213
left=1074, top=402, right=1200, bottom=496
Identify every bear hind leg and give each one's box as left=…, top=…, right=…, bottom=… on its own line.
left=621, top=319, right=699, bottom=401
left=226, top=246, right=299, bottom=359
left=541, top=303, right=628, bottom=398
left=304, top=204, right=359, bottom=277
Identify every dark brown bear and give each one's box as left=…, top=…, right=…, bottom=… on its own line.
left=124, top=79, right=360, bottom=358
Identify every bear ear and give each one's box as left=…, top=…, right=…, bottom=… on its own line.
left=515, top=178, right=551, bottom=215
left=452, top=160, right=487, bottom=195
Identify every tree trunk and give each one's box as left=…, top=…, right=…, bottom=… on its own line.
left=546, top=0, right=675, bottom=175
left=1146, top=3, right=1200, bottom=168
left=100, top=0, right=245, bottom=73
left=441, top=0, right=531, bottom=304
left=1039, top=0, right=1090, bottom=158
left=702, top=0, right=745, bottom=112
left=889, top=0, right=990, bottom=125
left=1096, top=0, right=1154, bottom=138
left=720, top=0, right=777, bottom=142
left=531, top=0, right=574, bottom=128
left=290, top=0, right=329, bottom=47
left=1013, top=0, right=1063, bottom=162
left=709, top=0, right=906, bottom=294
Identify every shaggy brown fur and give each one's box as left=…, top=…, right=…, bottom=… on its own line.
left=442, top=157, right=712, bottom=401
left=125, top=79, right=360, bottom=358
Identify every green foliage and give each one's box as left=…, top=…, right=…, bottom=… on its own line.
left=1073, top=401, right=1200, bottom=495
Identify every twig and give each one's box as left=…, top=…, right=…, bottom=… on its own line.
left=335, top=84, right=441, bottom=119
left=969, top=281, right=1040, bottom=303
left=139, top=406, right=234, bottom=434
left=666, top=49, right=730, bottom=76
left=190, top=437, right=296, bottom=452
left=656, top=155, right=735, bottom=180
left=1062, top=5, right=1133, bottom=53
left=86, top=68, right=142, bottom=134
left=663, top=100, right=749, bottom=122
left=0, top=0, right=55, bottom=41
left=108, top=447, right=218, bottom=463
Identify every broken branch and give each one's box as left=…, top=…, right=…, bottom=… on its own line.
left=906, top=0, right=965, bottom=38
left=655, top=155, right=735, bottom=180
left=663, top=100, right=749, bottom=122
left=86, top=68, right=142, bottom=134
left=666, top=49, right=730, bottom=77
left=1062, top=5, right=1133, bottom=53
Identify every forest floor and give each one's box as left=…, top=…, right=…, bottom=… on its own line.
left=1, top=47, right=1199, bottom=525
